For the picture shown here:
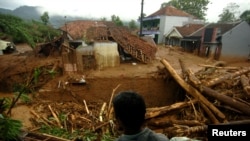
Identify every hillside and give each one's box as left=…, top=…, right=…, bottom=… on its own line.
left=0, top=6, right=89, bottom=28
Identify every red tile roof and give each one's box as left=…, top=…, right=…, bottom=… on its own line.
left=60, top=20, right=106, bottom=40
left=148, top=6, right=195, bottom=18
left=176, top=24, right=204, bottom=36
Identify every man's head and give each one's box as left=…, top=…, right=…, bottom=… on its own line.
left=112, top=91, right=146, bottom=132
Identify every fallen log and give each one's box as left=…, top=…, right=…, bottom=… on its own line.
left=200, top=86, right=250, bottom=116
left=160, top=59, right=226, bottom=121
left=23, top=132, right=71, bottom=141
left=200, top=103, right=220, bottom=124
left=164, top=125, right=208, bottom=137
left=240, top=75, right=250, bottom=97
left=145, top=99, right=198, bottom=119
left=204, top=67, right=250, bottom=87
left=148, top=119, right=204, bottom=127
left=198, top=64, right=238, bottom=70
left=215, top=119, right=250, bottom=125
left=179, top=59, right=188, bottom=79
left=187, top=69, right=201, bottom=86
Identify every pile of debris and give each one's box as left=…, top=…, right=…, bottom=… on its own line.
left=21, top=59, right=250, bottom=140
left=144, top=59, right=250, bottom=140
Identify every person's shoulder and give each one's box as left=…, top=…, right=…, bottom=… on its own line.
left=153, top=133, right=170, bottom=141
left=147, top=128, right=169, bottom=141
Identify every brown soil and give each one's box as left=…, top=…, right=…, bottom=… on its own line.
left=1, top=43, right=249, bottom=139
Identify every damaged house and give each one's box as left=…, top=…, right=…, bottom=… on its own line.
left=166, top=21, right=250, bottom=62
left=164, top=23, right=205, bottom=52
left=195, top=21, right=250, bottom=61
left=58, top=20, right=157, bottom=73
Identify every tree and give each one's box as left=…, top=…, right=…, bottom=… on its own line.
left=218, top=3, right=240, bottom=23
left=128, top=20, right=138, bottom=30
left=40, top=12, right=49, bottom=25
left=0, top=13, right=59, bottom=47
left=240, top=10, right=250, bottom=24
left=100, top=17, right=107, bottom=21
left=111, top=15, right=123, bottom=26
left=167, top=0, right=210, bottom=20
left=138, top=13, right=146, bottom=21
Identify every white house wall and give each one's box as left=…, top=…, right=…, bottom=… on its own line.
left=221, top=21, right=250, bottom=60
left=158, top=16, right=190, bottom=44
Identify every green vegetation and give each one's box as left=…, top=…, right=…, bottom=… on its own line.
left=166, top=0, right=210, bottom=20
left=0, top=97, right=23, bottom=141
left=0, top=13, right=60, bottom=47
left=240, top=10, right=250, bottom=24
left=218, top=3, right=240, bottom=23
left=0, top=114, right=23, bottom=141
left=40, top=11, right=49, bottom=25
left=128, top=20, right=138, bottom=30
left=111, top=15, right=123, bottom=26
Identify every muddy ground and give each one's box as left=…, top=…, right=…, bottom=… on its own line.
left=1, top=44, right=249, bottom=139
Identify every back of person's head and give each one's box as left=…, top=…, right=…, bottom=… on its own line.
left=112, top=91, right=146, bottom=131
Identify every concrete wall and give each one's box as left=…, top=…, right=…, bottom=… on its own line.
left=158, top=16, right=190, bottom=44
left=221, top=21, right=250, bottom=60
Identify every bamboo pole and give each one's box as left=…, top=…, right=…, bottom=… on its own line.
left=48, top=105, right=62, bottom=128
left=107, top=84, right=121, bottom=116
left=83, top=99, right=89, bottom=114
left=99, top=102, right=107, bottom=122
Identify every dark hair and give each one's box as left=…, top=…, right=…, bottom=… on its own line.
left=113, top=91, right=146, bottom=130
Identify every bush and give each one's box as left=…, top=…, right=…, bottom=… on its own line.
left=0, top=13, right=60, bottom=48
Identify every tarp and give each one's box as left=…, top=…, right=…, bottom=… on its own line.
left=0, top=39, right=10, bottom=50
left=94, top=42, right=120, bottom=69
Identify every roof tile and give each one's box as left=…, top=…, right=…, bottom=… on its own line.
left=148, top=6, right=195, bottom=18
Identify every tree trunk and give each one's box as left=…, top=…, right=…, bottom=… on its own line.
left=200, top=103, right=220, bottom=124
left=204, top=67, right=250, bottom=87
left=145, top=99, right=198, bottom=119
left=187, top=69, right=201, bottom=86
left=240, top=75, right=250, bottom=97
left=148, top=119, right=204, bottom=127
left=200, top=86, right=250, bottom=116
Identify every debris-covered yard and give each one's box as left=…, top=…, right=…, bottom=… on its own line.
left=1, top=42, right=250, bottom=141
